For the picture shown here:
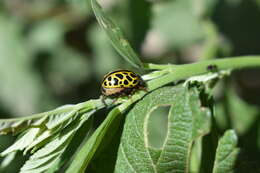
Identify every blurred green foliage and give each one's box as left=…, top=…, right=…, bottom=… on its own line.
left=0, top=0, right=260, bottom=172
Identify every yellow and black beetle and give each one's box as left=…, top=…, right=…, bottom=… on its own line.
left=101, top=70, right=146, bottom=98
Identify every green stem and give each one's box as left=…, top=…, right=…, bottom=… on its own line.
left=148, top=57, right=260, bottom=90
left=143, top=63, right=178, bottom=70
left=144, top=56, right=260, bottom=70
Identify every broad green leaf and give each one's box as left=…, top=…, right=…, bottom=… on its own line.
left=91, top=0, right=143, bottom=69
left=212, top=130, right=240, bottom=173
left=114, top=85, right=211, bottom=173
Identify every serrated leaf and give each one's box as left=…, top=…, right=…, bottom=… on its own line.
left=20, top=112, right=93, bottom=173
left=212, top=130, right=240, bottom=173
left=0, top=105, right=73, bottom=135
left=0, top=100, right=100, bottom=135
left=0, top=118, right=42, bottom=135
left=45, top=109, right=78, bottom=129
left=114, top=85, right=212, bottom=173
left=0, top=106, right=82, bottom=156
left=25, top=113, right=81, bottom=153
left=91, top=0, right=143, bottom=68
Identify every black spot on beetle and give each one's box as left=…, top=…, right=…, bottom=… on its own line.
left=133, top=80, right=138, bottom=84
left=124, top=80, right=129, bottom=85
left=108, top=82, right=112, bottom=86
left=113, top=78, right=119, bottom=85
left=123, top=72, right=128, bottom=75
left=119, top=81, right=123, bottom=85
left=104, top=81, right=107, bottom=86
left=126, top=76, right=133, bottom=81
left=130, top=73, right=136, bottom=78
left=116, top=74, right=124, bottom=79
left=108, top=76, right=112, bottom=81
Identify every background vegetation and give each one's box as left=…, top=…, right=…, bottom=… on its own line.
left=0, top=0, right=260, bottom=172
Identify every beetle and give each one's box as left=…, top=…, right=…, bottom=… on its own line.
left=101, top=70, right=146, bottom=98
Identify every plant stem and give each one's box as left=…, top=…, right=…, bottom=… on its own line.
left=148, top=56, right=260, bottom=90
left=145, top=56, right=260, bottom=70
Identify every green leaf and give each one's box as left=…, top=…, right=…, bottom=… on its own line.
left=0, top=100, right=101, bottom=135
left=91, top=0, right=143, bottom=69
left=212, top=130, right=240, bottom=173
left=45, top=109, right=78, bottom=129
left=0, top=128, right=40, bottom=156
left=0, top=116, right=45, bottom=135
left=19, top=112, right=93, bottom=173
left=86, top=119, right=124, bottom=173
left=46, top=116, right=94, bottom=173
left=0, top=99, right=103, bottom=161
left=0, top=106, right=79, bottom=156
left=66, top=107, right=123, bottom=173
left=26, top=113, right=81, bottom=154
left=114, top=85, right=211, bottom=173
left=0, top=105, right=75, bottom=135
left=25, top=112, right=82, bottom=154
